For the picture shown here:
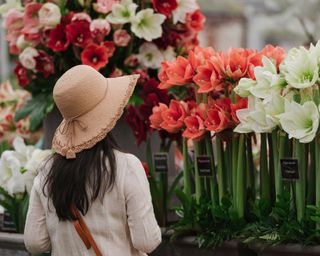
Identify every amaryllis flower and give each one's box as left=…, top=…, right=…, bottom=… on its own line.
left=14, top=63, right=32, bottom=87
left=66, top=20, right=92, bottom=48
left=72, top=12, right=92, bottom=23
left=231, top=97, right=248, bottom=124
left=150, top=103, right=168, bottom=130
left=23, top=3, right=42, bottom=28
left=109, top=68, right=123, bottom=78
left=182, top=103, right=206, bottom=140
left=140, top=79, right=169, bottom=105
left=47, top=24, right=69, bottom=52
left=205, top=98, right=232, bottom=132
left=107, top=0, right=137, bottom=24
left=132, top=69, right=150, bottom=85
left=90, top=19, right=111, bottom=43
left=158, top=56, right=194, bottom=89
left=185, top=9, right=205, bottom=32
left=19, top=47, right=39, bottom=70
left=125, top=55, right=139, bottom=67
left=161, top=100, right=187, bottom=133
left=137, top=42, right=163, bottom=69
left=4, top=9, right=24, bottom=32
left=193, top=60, right=224, bottom=93
left=81, top=42, right=115, bottom=70
left=38, top=2, right=61, bottom=29
left=172, top=0, right=198, bottom=24
left=93, top=0, right=118, bottom=14
left=261, top=44, right=285, bottom=69
left=152, top=0, right=178, bottom=17
left=113, top=29, right=131, bottom=47
left=35, top=50, right=55, bottom=78
left=141, top=162, right=150, bottom=177
left=125, top=105, right=148, bottom=145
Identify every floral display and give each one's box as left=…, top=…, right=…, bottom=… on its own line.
left=0, top=81, right=39, bottom=145
left=0, top=0, right=205, bottom=131
left=0, top=136, right=51, bottom=232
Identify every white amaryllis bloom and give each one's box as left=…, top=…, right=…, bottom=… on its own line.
left=16, top=35, right=32, bottom=51
left=234, top=96, right=278, bottom=134
left=278, top=100, right=319, bottom=143
left=0, top=137, right=52, bottom=195
left=39, top=3, right=61, bottom=29
left=280, top=46, right=319, bottom=89
left=107, top=0, right=137, bottom=24
left=131, top=9, right=166, bottom=41
left=263, top=94, right=285, bottom=125
left=137, top=42, right=163, bottom=69
left=309, top=40, right=320, bottom=67
left=172, top=0, right=198, bottom=24
left=234, top=78, right=256, bottom=97
left=0, top=0, right=22, bottom=16
left=250, top=57, right=286, bottom=99
left=161, top=46, right=176, bottom=62
left=19, top=47, right=39, bottom=70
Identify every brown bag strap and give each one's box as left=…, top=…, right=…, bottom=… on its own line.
left=71, top=205, right=103, bottom=256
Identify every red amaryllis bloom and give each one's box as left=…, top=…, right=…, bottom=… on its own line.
left=48, top=24, right=70, bottom=52
left=133, top=68, right=150, bottom=85
left=14, top=62, right=32, bottom=87
left=141, top=162, right=150, bottom=177
left=152, top=0, right=178, bottom=17
left=161, top=100, right=187, bottom=133
left=182, top=103, right=207, bottom=140
left=150, top=103, right=168, bottom=130
left=35, top=50, right=55, bottom=78
left=186, top=9, right=205, bottom=32
left=231, top=97, right=248, bottom=124
left=125, top=105, right=147, bottom=145
left=261, top=44, right=285, bottom=69
left=205, top=98, right=232, bottom=132
left=81, top=43, right=114, bottom=70
left=193, top=60, right=224, bottom=93
left=141, top=79, right=169, bottom=105
left=66, top=20, right=92, bottom=48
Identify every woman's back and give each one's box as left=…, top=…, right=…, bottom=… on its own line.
left=24, top=150, right=161, bottom=255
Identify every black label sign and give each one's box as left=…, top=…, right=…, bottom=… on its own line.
left=154, top=153, right=169, bottom=173
left=197, top=155, right=213, bottom=176
left=1, top=211, right=16, bottom=232
left=280, top=159, right=299, bottom=180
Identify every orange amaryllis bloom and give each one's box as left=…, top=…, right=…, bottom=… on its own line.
left=149, top=103, right=168, bottom=130
left=160, top=100, right=187, bottom=133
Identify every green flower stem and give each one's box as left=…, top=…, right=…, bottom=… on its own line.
left=260, top=133, right=270, bottom=205
left=232, top=135, right=239, bottom=208
left=236, top=134, right=246, bottom=219
left=225, top=140, right=233, bottom=195
left=182, top=137, right=191, bottom=197
left=316, top=136, right=320, bottom=229
left=274, top=132, right=286, bottom=201
left=194, top=141, right=202, bottom=203
left=268, top=133, right=275, bottom=205
left=205, top=133, right=219, bottom=209
left=216, top=136, right=226, bottom=203
left=307, top=140, right=316, bottom=204
left=295, top=141, right=307, bottom=222
left=246, top=135, right=255, bottom=200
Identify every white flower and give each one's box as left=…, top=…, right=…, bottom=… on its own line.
left=161, top=46, right=176, bottom=62
left=234, top=78, right=256, bottom=97
left=278, top=100, right=319, bottom=143
left=131, top=9, right=166, bottom=41
left=234, top=96, right=278, bottom=134
left=19, top=47, right=39, bottom=70
left=250, top=57, right=286, bottom=99
left=39, top=3, right=61, bottom=29
left=172, top=0, right=198, bottom=24
left=16, top=35, right=32, bottom=51
left=0, top=0, right=22, bottom=16
left=137, top=42, right=163, bottom=69
left=263, top=94, right=285, bottom=125
left=25, top=149, right=51, bottom=176
left=280, top=46, right=319, bottom=89
left=107, top=0, right=137, bottom=24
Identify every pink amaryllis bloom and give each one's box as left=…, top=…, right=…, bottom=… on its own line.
left=4, top=9, right=24, bottom=31
left=113, top=29, right=131, bottom=47
left=23, top=3, right=42, bottom=28
left=14, top=62, right=32, bottom=87
left=72, top=12, right=92, bottom=23
left=90, top=19, right=111, bottom=43
left=93, top=0, right=119, bottom=14
left=193, top=60, right=224, bottom=93
left=160, top=100, right=187, bottom=133
left=149, top=103, right=168, bottom=130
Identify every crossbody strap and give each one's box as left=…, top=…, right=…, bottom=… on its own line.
left=70, top=205, right=103, bottom=256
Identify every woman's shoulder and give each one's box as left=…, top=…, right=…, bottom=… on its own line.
left=114, top=150, right=143, bottom=172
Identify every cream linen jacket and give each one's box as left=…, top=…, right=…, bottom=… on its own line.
left=24, top=150, right=162, bottom=255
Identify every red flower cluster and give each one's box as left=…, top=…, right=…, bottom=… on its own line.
left=149, top=96, right=247, bottom=141
left=159, top=45, right=286, bottom=93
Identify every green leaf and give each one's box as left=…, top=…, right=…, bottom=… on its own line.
left=167, top=171, right=183, bottom=204
left=14, top=99, right=37, bottom=122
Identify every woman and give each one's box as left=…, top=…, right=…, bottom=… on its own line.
left=24, top=65, right=161, bottom=255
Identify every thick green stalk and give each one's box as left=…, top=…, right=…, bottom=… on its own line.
left=182, top=138, right=191, bottom=197
left=268, top=134, right=275, bottom=205
left=226, top=140, right=233, bottom=194
left=246, top=135, right=255, bottom=200
left=307, top=141, right=316, bottom=204
left=194, top=141, right=202, bottom=203
left=316, top=136, right=320, bottom=229
left=260, top=133, right=270, bottom=205
left=216, top=136, right=226, bottom=203
left=236, top=134, right=246, bottom=219
left=295, top=141, right=307, bottom=222
left=205, top=133, right=219, bottom=210
left=232, top=135, right=239, bottom=207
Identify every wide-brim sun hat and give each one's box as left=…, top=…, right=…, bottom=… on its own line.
left=52, top=65, right=140, bottom=159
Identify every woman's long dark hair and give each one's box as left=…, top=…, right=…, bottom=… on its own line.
left=43, top=134, right=120, bottom=221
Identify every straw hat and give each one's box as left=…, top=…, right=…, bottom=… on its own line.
left=52, top=65, right=140, bottom=159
